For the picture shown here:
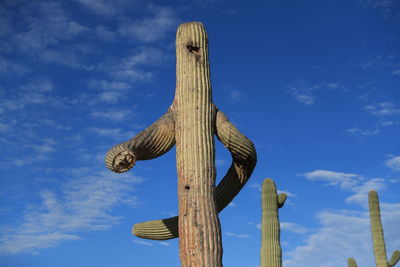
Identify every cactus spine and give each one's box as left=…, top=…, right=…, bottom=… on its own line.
left=105, top=22, right=257, bottom=266
left=347, top=191, right=399, bottom=267
left=261, top=178, right=287, bottom=267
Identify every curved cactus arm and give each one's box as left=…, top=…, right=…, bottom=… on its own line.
left=388, top=250, right=400, bottom=267
left=213, top=109, right=257, bottom=210
left=133, top=217, right=178, bottom=240
left=105, top=109, right=175, bottom=173
left=277, top=193, right=287, bottom=208
left=347, top=258, right=358, bottom=267
left=261, top=178, right=284, bottom=267
left=132, top=109, right=257, bottom=240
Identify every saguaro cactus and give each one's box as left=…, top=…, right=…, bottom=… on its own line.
left=347, top=191, right=399, bottom=267
left=105, top=22, right=256, bottom=266
left=260, top=178, right=287, bottom=267
left=348, top=258, right=358, bottom=267
left=369, top=191, right=400, bottom=267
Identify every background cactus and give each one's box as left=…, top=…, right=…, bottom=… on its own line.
left=261, top=178, right=287, bottom=267
left=369, top=190, right=400, bottom=267
left=347, top=191, right=399, bottom=267
left=105, top=22, right=256, bottom=267
left=348, top=258, right=358, bottom=267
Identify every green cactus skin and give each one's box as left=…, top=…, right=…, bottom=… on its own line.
left=105, top=109, right=175, bottom=173
left=348, top=191, right=399, bottom=267
left=260, top=178, right=286, bottom=267
left=369, top=191, right=400, bottom=267
left=348, top=258, right=358, bottom=267
left=173, top=22, right=222, bottom=267
left=133, top=109, right=256, bottom=240
left=105, top=22, right=257, bottom=266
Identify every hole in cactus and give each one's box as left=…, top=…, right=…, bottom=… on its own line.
left=186, top=44, right=199, bottom=53
left=184, top=185, right=190, bottom=191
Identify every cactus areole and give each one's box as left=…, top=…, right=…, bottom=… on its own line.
left=105, top=22, right=257, bottom=267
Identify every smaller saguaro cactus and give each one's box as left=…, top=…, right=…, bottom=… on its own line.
left=347, top=190, right=400, bottom=267
left=260, top=178, right=287, bottom=267
left=369, top=191, right=400, bottom=267
left=348, top=258, right=358, bottom=267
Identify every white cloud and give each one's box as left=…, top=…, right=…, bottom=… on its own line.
left=225, top=232, right=251, bottom=239
left=364, top=102, right=400, bottom=117
left=0, top=57, right=30, bottom=75
left=345, top=178, right=385, bottom=205
left=118, top=5, right=178, bottom=42
left=8, top=2, right=89, bottom=53
left=75, top=0, right=118, bottom=16
left=283, top=201, right=400, bottom=267
left=89, top=127, right=133, bottom=140
left=280, top=222, right=308, bottom=234
left=96, top=26, right=117, bottom=42
left=229, top=90, right=247, bottom=103
left=303, top=170, right=363, bottom=190
left=0, top=171, right=142, bottom=255
left=91, top=110, right=131, bottom=121
left=346, top=127, right=380, bottom=136
left=385, top=155, right=400, bottom=172
left=133, top=239, right=153, bottom=246
left=303, top=170, right=385, bottom=205
left=287, top=81, right=341, bottom=105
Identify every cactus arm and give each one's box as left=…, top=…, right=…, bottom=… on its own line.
left=132, top=109, right=256, bottom=240
left=133, top=217, right=178, bottom=240
left=261, top=178, right=283, bottom=267
left=277, top=193, right=287, bottom=208
left=213, top=109, right=257, bottom=210
left=105, top=109, right=175, bottom=173
left=388, top=250, right=400, bottom=267
left=347, top=258, right=358, bottom=267
left=369, top=190, right=389, bottom=267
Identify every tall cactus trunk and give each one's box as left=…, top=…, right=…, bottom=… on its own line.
left=369, top=191, right=400, bottom=267
left=261, top=178, right=287, bottom=267
left=174, top=22, right=222, bottom=267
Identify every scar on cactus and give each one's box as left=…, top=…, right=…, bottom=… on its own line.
left=347, top=191, right=400, bottom=267
left=261, top=178, right=286, bottom=267
left=105, top=22, right=257, bottom=265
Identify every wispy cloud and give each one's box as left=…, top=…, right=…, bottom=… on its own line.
left=0, top=171, right=142, bottom=255
left=280, top=222, right=308, bottom=234
left=385, top=155, right=400, bottom=172
left=287, top=81, right=341, bottom=105
left=345, top=127, right=380, bottom=136
left=118, top=5, right=179, bottom=42
left=357, top=0, right=400, bottom=18
left=91, top=110, right=131, bottom=121
left=303, top=170, right=385, bottom=205
left=88, top=127, right=134, bottom=140
left=364, top=102, right=400, bottom=117
left=74, top=0, right=119, bottom=16
left=133, top=240, right=153, bottom=246
left=284, top=201, right=400, bottom=267
left=228, top=90, right=247, bottom=103
left=225, top=231, right=251, bottom=239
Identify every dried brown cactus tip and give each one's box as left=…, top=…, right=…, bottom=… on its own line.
left=105, top=144, right=136, bottom=173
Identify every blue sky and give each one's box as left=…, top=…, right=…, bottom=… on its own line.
left=0, top=0, right=399, bottom=266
